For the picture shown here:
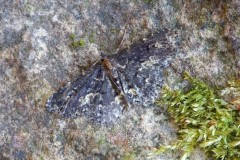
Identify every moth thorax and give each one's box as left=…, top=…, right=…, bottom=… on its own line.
left=102, top=59, right=113, bottom=71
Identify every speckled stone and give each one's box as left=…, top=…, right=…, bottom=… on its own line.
left=0, top=0, right=239, bottom=160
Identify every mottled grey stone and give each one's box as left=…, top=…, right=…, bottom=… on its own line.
left=2, top=28, right=23, bottom=48
left=0, top=0, right=239, bottom=160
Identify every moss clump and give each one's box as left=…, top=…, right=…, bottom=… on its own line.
left=155, top=72, right=240, bottom=160
left=71, top=40, right=85, bottom=48
left=69, top=33, right=85, bottom=48
left=69, top=33, right=75, bottom=41
left=122, top=151, right=136, bottom=160
left=89, top=32, right=95, bottom=43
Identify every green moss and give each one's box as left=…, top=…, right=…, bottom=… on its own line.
left=121, top=151, right=136, bottom=160
left=69, top=33, right=76, bottom=41
left=154, top=72, right=240, bottom=160
left=89, top=32, right=95, bottom=43
left=78, top=40, right=85, bottom=47
left=110, top=28, right=119, bottom=33
left=70, top=39, right=85, bottom=48
left=69, top=33, right=85, bottom=49
left=97, top=135, right=107, bottom=146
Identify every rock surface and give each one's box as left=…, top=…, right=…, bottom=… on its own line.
left=0, top=0, right=239, bottom=159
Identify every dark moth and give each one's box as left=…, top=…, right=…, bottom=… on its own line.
left=46, top=29, right=178, bottom=124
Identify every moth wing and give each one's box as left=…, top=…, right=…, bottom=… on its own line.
left=112, top=31, right=174, bottom=107
left=46, top=63, right=123, bottom=124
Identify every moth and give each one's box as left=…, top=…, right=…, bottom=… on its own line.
left=46, top=29, right=177, bottom=124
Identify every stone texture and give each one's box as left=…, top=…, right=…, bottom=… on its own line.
left=0, top=0, right=239, bottom=160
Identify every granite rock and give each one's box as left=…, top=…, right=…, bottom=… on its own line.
left=0, top=0, right=239, bottom=159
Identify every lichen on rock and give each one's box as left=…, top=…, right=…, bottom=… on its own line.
left=0, top=0, right=239, bottom=160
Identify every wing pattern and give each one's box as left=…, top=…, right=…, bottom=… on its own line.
left=46, top=29, right=177, bottom=124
